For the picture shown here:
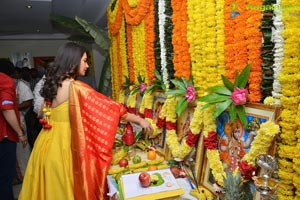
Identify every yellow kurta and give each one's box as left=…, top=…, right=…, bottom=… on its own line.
left=19, top=101, right=74, bottom=200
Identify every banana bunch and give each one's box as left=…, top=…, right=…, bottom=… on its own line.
left=134, top=139, right=150, bottom=151
left=147, top=156, right=164, bottom=165
left=127, top=161, right=147, bottom=170
left=113, top=138, right=123, bottom=148
left=108, top=167, right=125, bottom=175
left=111, top=147, right=128, bottom=165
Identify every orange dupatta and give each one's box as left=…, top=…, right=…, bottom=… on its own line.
left=69, top=81, right=127, bottom=200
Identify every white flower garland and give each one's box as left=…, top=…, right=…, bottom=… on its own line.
left=271, top=0, right=284, bottom=106
left=158, top=0, right=170, bottom=89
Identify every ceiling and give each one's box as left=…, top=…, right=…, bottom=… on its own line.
left=0, top=0, right=111, bottom=40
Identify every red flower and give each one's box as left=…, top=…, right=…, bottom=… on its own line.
left=203, top=131, right=218, bottom=150
left=238, top=160, right=256, bottom=180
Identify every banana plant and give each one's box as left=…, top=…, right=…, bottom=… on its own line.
left=50, top=14, right=111, bottom=95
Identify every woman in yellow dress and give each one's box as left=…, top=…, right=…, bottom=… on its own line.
left=19, top=42, right=153, bottom=200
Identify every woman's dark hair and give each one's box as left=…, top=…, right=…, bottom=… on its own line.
left=0, top=59, right=15, bottom=77
left=42, top=42, right=88, bottom=101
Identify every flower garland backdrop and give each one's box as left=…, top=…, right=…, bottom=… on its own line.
left=106, top=0, right=300, bottom=198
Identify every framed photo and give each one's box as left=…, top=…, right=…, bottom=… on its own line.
left=151, top=95, right=167, bottom=152
left=199, top=103, right=279, bottom=199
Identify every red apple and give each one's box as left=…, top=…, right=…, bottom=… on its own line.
left=119, top=158, right=128, bottom=167
left=139, top=172, right=151, bottom=187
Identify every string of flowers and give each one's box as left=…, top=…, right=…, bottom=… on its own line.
left=277, top=0, right=300, bottom=198
left=121, top=0, right=151, bottom=25
left=157, top=0, right=169, bottom=89
left=153, top=0, right=162, bottom=76
left=144, top=0, right=156, bottom=81
left=109, top=36, right=119, bottom=99
left=216, top=0, right=226, bottom=80
left=204, top=0, right=222, bottom=90
left=186, top=0, right=207, bottom=96
left=164, top=77, right=201, bottom=160
left=271, top=0, right=284, bottom=106
left=171, top=0, right=190, bottom=80
left=131, top=23, right=148, bottom=84
left=164, top=0, right=175, bottom=82
left=120, top=17, right=129, bottom=86
left=107, top=0, right=123, bottom=35
left=126, top=24, right=135, bottom=83
left=246, top=0, right=262, bottom=103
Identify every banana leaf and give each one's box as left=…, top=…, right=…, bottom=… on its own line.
left=49, top=14, right=88, bottom=35
left=75, top=16, right=110, bottom=51
left=98, top=55, right=112, bottom=94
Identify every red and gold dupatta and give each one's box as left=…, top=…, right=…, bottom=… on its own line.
left=69, top=81, right=126, bottom=200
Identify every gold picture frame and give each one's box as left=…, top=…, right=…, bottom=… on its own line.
left=199, top=103, right=280, bottom=199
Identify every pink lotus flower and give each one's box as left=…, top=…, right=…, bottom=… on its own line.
left=230, top=87, right=247, bottom=105
left=139, top=83, right=147, bottom=93
left=185, top=85, right=196, bottom=102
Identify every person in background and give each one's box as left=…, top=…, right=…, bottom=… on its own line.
left=29, top=68, right=40, bottom=91
left=19, top=42, right=153, bottom=200
left=0, top=59, right=27, bottom=200
left=14, top=68, right=33, bottom=181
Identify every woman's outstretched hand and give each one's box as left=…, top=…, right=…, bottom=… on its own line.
left=139, top=118, right=153, bottom=134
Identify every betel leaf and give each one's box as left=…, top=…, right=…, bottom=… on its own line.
left=165, top=89, right=186, bottom=96
left=236, top=64, right=251, bottom=88
left=176, top=98, right=188, bottom=117
left=212, top=99, right=233, bottom=119
left=198, top=93, right=230, bottom=103
left=170, top=79, right=186, bottom=90
left=236, top=105, right=247, bottom=127
left=200, top=102, right=215, bottom=110
left=154, top=69, right=162, bottom=81
left=208, top=86, right=232, bottom=95
left=229, top=104, right=237, bottom=122
left=221, top=74, right=234, bottom=91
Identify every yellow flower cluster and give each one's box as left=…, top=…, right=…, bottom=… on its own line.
left=120, top=17, right=129, bottom=82
left=126, top=91, right=137, bottom=108
left=243, top=120, right=280, bottom=165
left=278, top=5, right=300, bottom=196
left=189, top=102, right=204, bottom=134
left=132, top=22, right=148, bottom=84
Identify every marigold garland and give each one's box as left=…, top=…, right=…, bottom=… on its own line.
left=171, top=0, right=190, bottom=80
left=144, top=0, right=156, bottom=81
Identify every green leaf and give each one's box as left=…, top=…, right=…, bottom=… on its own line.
left=212, top=99, right=233, bottom=119
left=75, top=16, right=110, bottom=50
left=154, top=69, right=162, bottom=81
left=236, top=64, right=251, bottom=88
left=170, top=79, right=186, bottom=90
left=208, top=86, right=232, bottom=95
left=181, top=77, right=189, bottom=88
left=198, top=93, right=230, bottom=103
left=165, top=89, right=186, bottom=96
left=200, top=103, right=215, bottom=110
left=233, top=72, right=239, bottom=87
left=130, top=87, right=140, bottom=95
left=236, top=105, right=247, bottom=127
left=176, top=98, right=188, bottom=117
left=229, top=104, right=237, bottom=122
left=221, top=75, right=234, bottom=91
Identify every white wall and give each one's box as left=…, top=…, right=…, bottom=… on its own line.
left=0, top=40, right=105, bottom=86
